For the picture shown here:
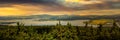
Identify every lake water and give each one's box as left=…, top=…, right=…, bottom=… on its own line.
left=0, top=19, right=89, bottom=26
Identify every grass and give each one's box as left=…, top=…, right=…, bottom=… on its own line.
left=89, top=19, right=113, bottom=25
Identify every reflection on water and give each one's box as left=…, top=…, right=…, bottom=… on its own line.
left=0, top=19, right=89, bottom=26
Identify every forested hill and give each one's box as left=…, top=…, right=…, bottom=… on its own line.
left=0, top=14, right=120, bottom=20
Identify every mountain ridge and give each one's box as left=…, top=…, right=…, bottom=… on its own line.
left=0, top=14, right=120, bottom=20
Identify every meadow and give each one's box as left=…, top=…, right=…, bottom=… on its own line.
left=0, top=20, right=120, bottom=40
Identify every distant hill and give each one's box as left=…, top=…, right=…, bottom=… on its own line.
left=0, top=14, right=120, bottom=20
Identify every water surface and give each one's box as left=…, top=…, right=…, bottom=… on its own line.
left=0, top=19, right=89, bottom=26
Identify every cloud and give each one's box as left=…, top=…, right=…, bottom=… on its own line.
left=63, top=0, right=120, bottom=9
left=0, top=0, right=119, bottom=10
left=0, top=0, right=120, bottom=16
left=0, top=3, right=75, bottom=16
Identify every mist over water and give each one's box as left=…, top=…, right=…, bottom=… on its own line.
left=0, top=19, right=89, bottom=26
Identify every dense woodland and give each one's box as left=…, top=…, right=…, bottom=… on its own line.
left=0, top=20, right=120, bottom=40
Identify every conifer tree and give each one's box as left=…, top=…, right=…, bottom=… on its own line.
left=56, top=20, right=62, bottom=26
left=67, top=22, right=72, bottom=26
left=98, top=24, right=103, bottom=32
left=84, top=21, right=89, bottom=28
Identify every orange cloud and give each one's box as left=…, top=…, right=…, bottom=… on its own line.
left=0, top=4, right=41, bottom=16
left=0, top=7, right=27, bottom=16
left=0, top=3, right=119, bottom=16
left=65, top=0, right=103, bottom=4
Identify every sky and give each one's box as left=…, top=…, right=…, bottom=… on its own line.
left=0, top=0, right=120, bottom=16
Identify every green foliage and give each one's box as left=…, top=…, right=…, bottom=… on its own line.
left=0, top=21, right=120, bottom=40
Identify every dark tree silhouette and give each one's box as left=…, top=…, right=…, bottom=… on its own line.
left=98, top=24, right=103, bottom=32
left=84, top=21, right=89, bottom=28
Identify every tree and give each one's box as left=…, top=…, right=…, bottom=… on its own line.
left=112, top=20, right=118, bottom=28
left=83, top=21, right=89, bottom=28
left=16, top=22, right=24, bottom=34
left=98, top=24, right=103, bottom=32
left=56, top=20, right=62, bottom=26
left=67, top=22, right=72, bottom=26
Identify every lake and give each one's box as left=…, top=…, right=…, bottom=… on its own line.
left=0, top=19, right=89, bottom=26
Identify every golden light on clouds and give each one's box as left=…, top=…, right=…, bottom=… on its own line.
left=0, top=4, right=40, bottom=16
left=75, top=9, right=120, bottom=15
left=35, top=11, right=73, bottom=15
left=65, top=0, right=103, bottom=4
left=0, top=3, right=119, bottom=16
left=65, top=0, right=81, bottom=2
left=0, top=7, right=27, bottom=16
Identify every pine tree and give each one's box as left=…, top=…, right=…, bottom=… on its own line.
left=84, top=21, right=89, bottom=28
left=111, top=19, right=119, bottom=32
left=16, top=22, right=25, bottom=35
left=112, top=20, right=117, bottom=28
left=98, top=24, right=103, bottom=32
left=56, top=20, right=62, bottom=26
left=67, top=22, right=72, bottom=26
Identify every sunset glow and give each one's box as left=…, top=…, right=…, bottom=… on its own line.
left=0, top=0, right=119, bottom=16
left=65, top=0, right=103, bottom=4
left=65, top=0, right=81, bottom=2
left=0, top=7, right=27, bottom=16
